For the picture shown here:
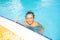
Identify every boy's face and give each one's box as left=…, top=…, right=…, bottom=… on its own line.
left=26, top=15, right=34, bottom=25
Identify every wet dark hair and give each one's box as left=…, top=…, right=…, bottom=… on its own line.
left=25, top=11, right=35, bottom=18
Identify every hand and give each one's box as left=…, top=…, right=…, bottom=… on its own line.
left=15, top=20, right=19, bottom=23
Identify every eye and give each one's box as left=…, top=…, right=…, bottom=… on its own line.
left=30, top=17, right=32, bottom=19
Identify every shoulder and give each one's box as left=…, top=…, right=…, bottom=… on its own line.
left=34, top=21, right=40, bottom=26
left=34, top=21, right=43, bottom=26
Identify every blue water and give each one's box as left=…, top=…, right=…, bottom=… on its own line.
left=0, top=0, right=60, bottom=40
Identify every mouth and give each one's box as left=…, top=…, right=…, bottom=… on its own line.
left=26, top=21, right=33, bottom=25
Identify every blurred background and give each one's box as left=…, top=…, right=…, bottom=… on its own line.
left=0, top=0, right=60, bottom=40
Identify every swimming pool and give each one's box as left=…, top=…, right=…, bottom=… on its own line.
left=0, top=0, right=60, bottom=40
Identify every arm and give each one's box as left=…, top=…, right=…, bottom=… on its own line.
left=36, top=22, right=44, bottom=34
left=39, top=25, right=44, bottom=34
